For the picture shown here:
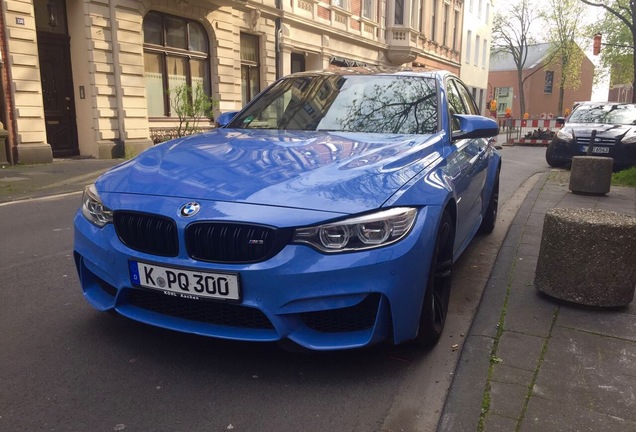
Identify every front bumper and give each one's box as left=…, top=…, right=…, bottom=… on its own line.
left=73, top=198, right=442, bottom=351
left=550, top=138, right=636, bottom=168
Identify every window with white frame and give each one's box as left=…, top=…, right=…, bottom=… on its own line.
left=442, top=3, right=449, bottom=46
left=453, top=9, right=459, bottom=50
left=466, top=30, right=472, bottom=63
left=431, top=0, right=438, bottom=41
left=474, top=35, right=480, bottom=65
left=395, top=0, right=405, bottom=25
left=362, top=0, right=374, bottom=20
left=478, top=0, right=483, bottom=18
left=143, top=11, right=210, bottom=118
left=486, top=2, right=490, bottom=22
left=241, top=33, right=261, bottom=106
left=332, top=0, right=347, bottom=8
left=482, top=38, right=488, bottom=67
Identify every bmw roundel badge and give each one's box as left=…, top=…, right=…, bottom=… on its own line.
left=180, top=202, right=201, bottom=218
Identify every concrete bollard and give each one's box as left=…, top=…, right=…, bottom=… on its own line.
left=535, top=208, right=636, bottom=307
left=568, top=156, right=613, bottom=196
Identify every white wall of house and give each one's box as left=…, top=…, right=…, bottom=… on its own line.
left=4, top=0, right=51, bottom=163
left=459, top=0, right=494, bottom=114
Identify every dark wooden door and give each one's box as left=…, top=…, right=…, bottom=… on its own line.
left=37, top=33, right=79, bottom=157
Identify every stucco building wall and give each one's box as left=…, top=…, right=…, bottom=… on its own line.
left=1, top=0, right=465, bottom=164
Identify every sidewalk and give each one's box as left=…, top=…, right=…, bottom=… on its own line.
left=439, top=171, right=636, bottom=431
left=0, top=158, right=123, bottom=203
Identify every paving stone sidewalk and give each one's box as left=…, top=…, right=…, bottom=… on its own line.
left=439, top=170, right=636, bottom=432
left=0, top=158, right=123, bottom=203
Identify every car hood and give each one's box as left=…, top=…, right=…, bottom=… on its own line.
left=97, top=129, right=443, bottom=214
left=566, top=122, right=636, bottom=138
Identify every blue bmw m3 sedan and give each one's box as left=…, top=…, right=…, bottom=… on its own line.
left=74, top=68, right=501, bottom=350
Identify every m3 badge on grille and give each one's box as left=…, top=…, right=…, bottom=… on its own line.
left=180, top=202, right=201, bottom=217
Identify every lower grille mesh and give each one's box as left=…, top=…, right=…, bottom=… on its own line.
left=300, top=294, right=380, bottom=333
left=125, top=288, right=275, bottom=329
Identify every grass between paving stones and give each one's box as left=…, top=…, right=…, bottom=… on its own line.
left=515, top=309, right=559, bottom=429
left=477, top=191, right=561, bottom=431
left=477, top=259, right=515, bottom=431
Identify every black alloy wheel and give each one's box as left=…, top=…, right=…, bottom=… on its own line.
left=546, top=142, right=568, bottom=168
left=415, top=211, right=454, bottom=346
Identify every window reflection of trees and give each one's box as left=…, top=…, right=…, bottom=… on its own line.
left=234, top=75, right=438, bottom=134
left=329, top=77, right=438, bottom=134
left=571, top=104, right=636, bottom=125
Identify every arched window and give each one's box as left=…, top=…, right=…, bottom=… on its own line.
left=143, top=11, right=210, bottom=117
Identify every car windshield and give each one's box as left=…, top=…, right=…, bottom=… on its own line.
left=229, top=74, right=439, bottom=134
left=569, top=103, right=636, bottom=125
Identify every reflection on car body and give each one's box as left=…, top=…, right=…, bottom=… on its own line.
left=74, top=68, right=501, bottom=351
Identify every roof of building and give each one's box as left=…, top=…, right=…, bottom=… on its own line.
left=489, top=43, right=554, bottom=72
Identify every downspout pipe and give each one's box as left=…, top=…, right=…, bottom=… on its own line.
left=109, top=0, right=126, bottom=154
left=275, top=17, right=281, bottom=80
left=275, top=0, right=281, bottom=80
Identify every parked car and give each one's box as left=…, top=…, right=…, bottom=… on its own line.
left=546, top=101, right=636, bottom=169
left=74, top=68, right=500, bottom=351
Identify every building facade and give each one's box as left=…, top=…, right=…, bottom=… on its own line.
left=488, top=43, right=594, bottom=119
left=459, top=0, right=493, bottom=116
left=0, top=0, right=466, bottom=165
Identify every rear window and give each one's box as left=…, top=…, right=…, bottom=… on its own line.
left=569, top=103, right=636, bottom=125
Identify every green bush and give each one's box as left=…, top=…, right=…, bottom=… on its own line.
left=612, top=166, right=636, bottom=187
left=169, top=83, right=217, bottom=138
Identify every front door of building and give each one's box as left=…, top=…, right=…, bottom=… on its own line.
left=37, top=33, right=79, bottom=158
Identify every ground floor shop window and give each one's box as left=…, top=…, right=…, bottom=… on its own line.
left=241, top=33, right=261, bottom=106
left=143, top=11, right=210, bottom=117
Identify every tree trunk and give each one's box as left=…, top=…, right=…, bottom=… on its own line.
left=517, top=69, right=525, bottom=116
left=632, top=17, right=636, bottom=103
left=558, top=86, right=565, bottom=116
left=632, top=50, right=636, bottom=103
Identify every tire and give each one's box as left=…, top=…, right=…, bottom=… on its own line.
left=479, top=169, right=500, bottom=234
left=546, top=142, right=568, bottom=168
left=415, top=211, right=454, bottom=347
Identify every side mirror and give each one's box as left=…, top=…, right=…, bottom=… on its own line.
left=555, top=116, right=566, bottom=126
left=452, top=114, right=499, bottom=141
left=216, top=111, right=240, bottom=128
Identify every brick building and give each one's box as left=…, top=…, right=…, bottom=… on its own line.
left=488, top=42, right=594, bottom=119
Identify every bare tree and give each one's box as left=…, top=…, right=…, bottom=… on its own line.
left=580, top=0, right=636, bottom=102
left=541, top=0, right=587, bottom=115
left=491, top=0, right=539, bottom=116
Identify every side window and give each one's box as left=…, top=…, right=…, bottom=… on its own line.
left=446, top=80, right=466, bottom=131
left=453, top=79, right=480, bottom=115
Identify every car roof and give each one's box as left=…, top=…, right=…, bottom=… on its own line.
left=575, top=101, right=635, bottom=108
left=283, top=67, right=455, bottom=80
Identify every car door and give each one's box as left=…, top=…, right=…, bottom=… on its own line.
left=445, top=78, right=490, bottom=249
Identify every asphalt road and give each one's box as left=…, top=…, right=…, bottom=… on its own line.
left=0, top=145, right=551, bottom=432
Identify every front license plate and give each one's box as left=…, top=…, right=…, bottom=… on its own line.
left=129, top=261, right=240, bottom=301
left=579, top=145, right=610, bottom=154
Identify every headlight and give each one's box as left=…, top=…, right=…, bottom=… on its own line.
left=622, top=132, right=636, bottom=144
left=293, top=207, right=417, bottom=253
left=81, top=184, right=113, bottom=227
left=556, top=128, right=573, bottom=142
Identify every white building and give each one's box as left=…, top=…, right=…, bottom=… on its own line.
left=459, top=0, right=494, bottom=115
